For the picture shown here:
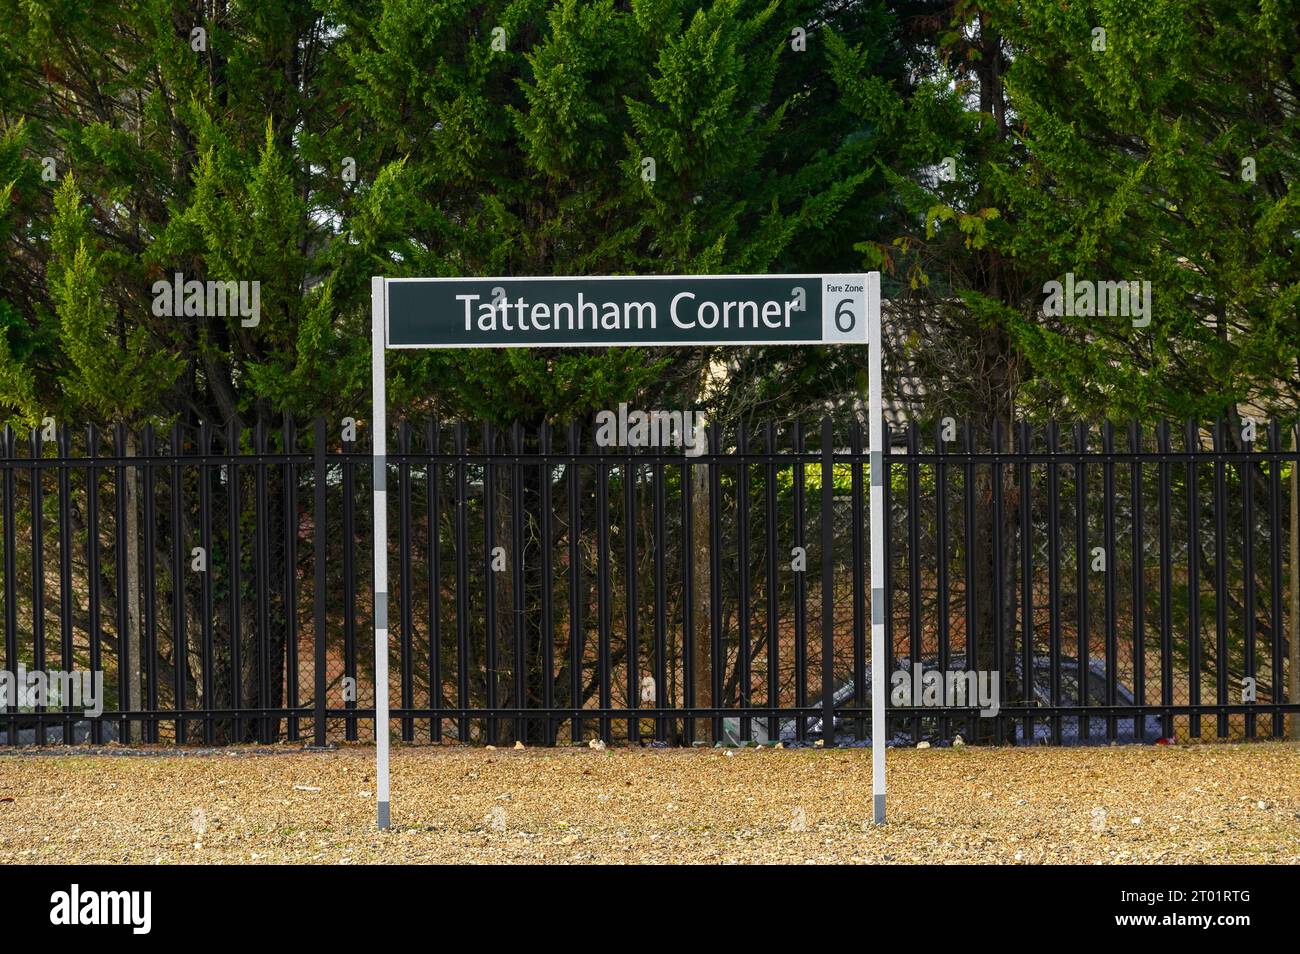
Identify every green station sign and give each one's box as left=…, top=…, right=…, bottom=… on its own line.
left=384, top=274, right=868, bottom=348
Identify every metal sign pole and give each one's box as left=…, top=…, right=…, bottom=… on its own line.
left=867, top=271, right=886, bottom=824
left=372, top=276, right=391, bottom=830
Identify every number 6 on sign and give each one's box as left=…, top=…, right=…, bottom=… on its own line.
left=835, top=299, right=856, bottom=333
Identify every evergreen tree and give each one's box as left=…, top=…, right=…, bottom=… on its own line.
left=990, top=0, right=1300, bottom=422
left=323, top=0, right=898, bottom=426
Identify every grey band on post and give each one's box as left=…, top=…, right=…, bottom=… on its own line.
left=872, top=588, right=886, bottom=625
left=374, top=458, right=386, bottom=492
left=874, top=794, right=885, bottom=824
left=374, top=595, right=387, bottom=629
left=377, top=801, right=390, bottom=829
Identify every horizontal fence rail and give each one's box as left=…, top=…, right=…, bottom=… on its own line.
left=0, top=416, right=1295, bottom=747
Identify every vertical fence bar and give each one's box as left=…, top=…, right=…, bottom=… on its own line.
left=455, top=422, right=471, bottom=742
left=313, top=418, right=328, bottom=746
left=1213, top=420, right=1229, bottom=739
left=652, top=435, right=668, bottom=743
left=1019, top=422, right=1033, bottom=745
left=621, top=436, right=637, bottom=743
left=283, top=416, right=299, bottom=743
left=568, top=421, right=583, bottom=743
left=511, top=421, right=526, bottom=743
left=1, top=428, right=14, bottom=748
left=232, top=429, right=259, bottom=746
left=851, top=420, right=866, bottom=742
left=1129, top=422, right=1145, bottom=743
left=793, top=421, right=807, bottom=742
left=484, top=422, right=498, bottom=745
left=342, top=420, right=358, bottom=741
left=31, top=426, right=46, bottom=743
left=736, top=421, right=751, bottom=743
left=253, top=420, right=271, bottom=743
left=764, top=423, right=779, bottom=743
left=86, top=425, right=104, bottom=744
left=1242, top=419, right=1257, bottom=740
left=1158, top=421, right=1174, bottom=739
left=169, top=422, right=186, bottom=744
left=991, top=418, right=1005, bottom=744
left=624, top=431, right=640, bottom=743
left=683, top=432, right=696, bottom=745
left=1102, top=421, right=1117, bottom=741
left=1186, top=420, right=1202, bottom=739
left=882, top=418, right=895, bottom=744
left=1074, top=423, right=1089, bottom=742
left=227, top=420, right=243, bottom=743
left=935, top=420, right=950, bottom=741
left=1046, top=422, right=1062, bottom=744
left=114, top=424, right=131, bottom=743
left=198, top=423, right=214, bottom=744
left=539, top=423, right=554, bottom=744
left=1267, top=421, right=1285, bottom=737
left=427, top=420, right=443, bottom=743
left=596, top=434, right=612, bottom=742
left=708, top=423, right=723, bottom=744
left=398, top=422, right=414, bottom=741
left=962, top=421, right=977, bottom=740
left=57, top=425, right=74, bottom=740
left=141, top=424, right=158, bottom=743
left=907, top=422, right=921, bottom=743
left=2, top=427, right=16, bottom=743
left=819, top=417, right=836, bottom=747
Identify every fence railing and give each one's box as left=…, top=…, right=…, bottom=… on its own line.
left=0, top=416, right=1295, bottom=746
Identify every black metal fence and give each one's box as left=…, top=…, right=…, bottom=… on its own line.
left=0, top=415, right=1295, bottom=747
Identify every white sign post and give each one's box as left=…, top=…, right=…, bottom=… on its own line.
left=371, top=276, right=391, bottom=829
left=867, top=272, right=885, bottom=824
left=369, top=272, right=883, bottom=830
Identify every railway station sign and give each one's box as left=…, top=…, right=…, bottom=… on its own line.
left=384, top=274, right=869, bottom=348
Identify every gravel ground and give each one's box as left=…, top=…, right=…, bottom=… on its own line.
left=0, top=742, right=1297, bottom=864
